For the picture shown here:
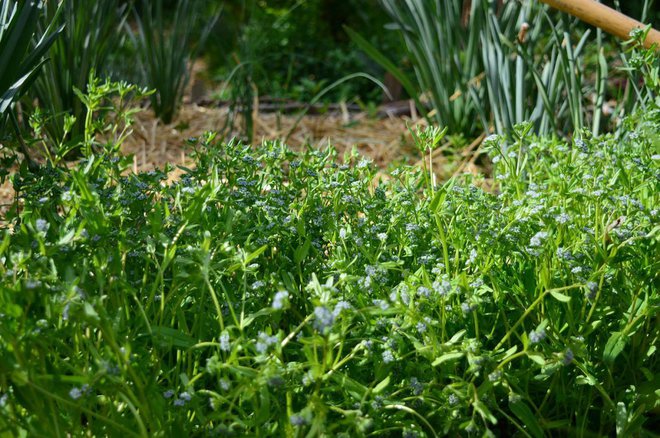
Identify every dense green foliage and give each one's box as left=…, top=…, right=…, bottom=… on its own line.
left=218, top=0, right=399, bottom=104
left=26, top=0, right=128, bottom=150
left=1, top=1, right=659, bottom=437
left=350, top=0, right=658, bottom=137
left=130, top=0, right=219, bottom=123
left=0, top=0, right=61, bottom=157
left=0, top=80, right=658, bottom=435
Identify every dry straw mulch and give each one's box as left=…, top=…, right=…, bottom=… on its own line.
left=121, top=103, right=419, bottom=173
left=1, top=102, right=488, bottom=211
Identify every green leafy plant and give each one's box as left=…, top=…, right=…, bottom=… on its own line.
left=350, top=0, right=485, bottom=134
left=0, top=0, right=62, bottom=163
left=27, top=0, right=128, bottom=152
left=0, top=75, right=657, bottom=435
left=351, top=0, right=656, bottom=139
left=129, top=0, right=219, bottom=124
left=619, top=25, right=660, bottom=113
left=475, top=2, right=595, bottom=136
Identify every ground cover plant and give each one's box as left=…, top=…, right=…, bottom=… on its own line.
left=0, top=78, right=658, bottom=436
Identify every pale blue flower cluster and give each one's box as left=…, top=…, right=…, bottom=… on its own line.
left=529, top=328, right=546, bottom=344
left=272, top=291, right=289, bottom=310
left=69, top=384, right=90, bottom=400
left=314, top=306, right=335, bottom=333
left=256, top=332, right=279, bottom=353
left=219, top=332, right=230, bottom=352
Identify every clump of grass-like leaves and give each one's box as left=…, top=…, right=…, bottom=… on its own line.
left=129, top=0, right=219, bottom=124
left=0, top=0, right=62, bottom=164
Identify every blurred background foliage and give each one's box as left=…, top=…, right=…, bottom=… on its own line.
left=206, top=0, right=405, bottom=103
left=1, top=0, right=659, bottom=159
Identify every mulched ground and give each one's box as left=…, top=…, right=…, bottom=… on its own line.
left=1, top=100, right=489, bottom=215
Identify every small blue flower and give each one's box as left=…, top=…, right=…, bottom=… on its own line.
left=382, top=349, right=395, bottom=363
left=529, top=328, right=546, bottom=344
left=586, top=282, right=598, bottom=299
left=62, top=302, right=71, bottom=321
left=529, top=231, right=548, bottom=247
left=563, top=348, right=574, bottom=365
left=433, top=280, right=451, bottom=297
left=372, top=299, right=389, bottom=311
left=410, top=377, right=423, bottom=395
left=416, top=286, right=431, bottom=298
left=69, top=387, right=82, bottom=400
left=219, top=332, right=230, bottom=352
left=290, top=414, right=307, bottom=426
left=333, top=300, right=351, bottom=317
left=255, top=332, right=279, bottom=353
left=467, top=248, right=478, bottom=265
left=313, top=306, right=335, bottom=333
left=272, top=291, right=289, bottom=310
left=25, top=279, right=41, bottom=289
left=357, top=158, right=371, bottom=169
left=556, top=247, right=573, bottom=261
left=163, top=389, right=175, bottom=398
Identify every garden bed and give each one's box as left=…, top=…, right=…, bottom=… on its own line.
left=1, top=95, right=658, bottom=435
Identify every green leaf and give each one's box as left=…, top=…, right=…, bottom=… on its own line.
left=527, top=353, right=545, bottom=366
left=344, top=26, right=421, bottom=111
left=241, top=308, right=271, bottom=330
left=616, top=402, right=627, bottom=436
left=11, top=370, right=29, bottom=386
left=331, top=372, right=367, bottom=399
left=83, top=302, right=99, bottom=322
left=0, top=231, right=10, bottom=256
left=509, top=399, right=545, bottom=438
left=549, top=291, right=571, bottom=302
left=500, top=345, right=518, bottom=361
left=58, top=229, right=76, bottom=246
left=294, top=238, right=311, bottom=265
left=432, top=351, right=464, bottom=367
left=447, top=330, right=467, bottom=344
left=151, top=326, right=195, bottom=349
left=473, top=400, right=498, bottom=425
left=373, top=375, right=390, bottom=394
left=603, top=331, right=627, bottom=365
left=244, top=244, right=267, bottom=265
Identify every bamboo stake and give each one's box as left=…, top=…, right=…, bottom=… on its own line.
left=540, top=0, right=660, bottom=49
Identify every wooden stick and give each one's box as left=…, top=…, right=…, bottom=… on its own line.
left=540, top=0, right=660, bottom=49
